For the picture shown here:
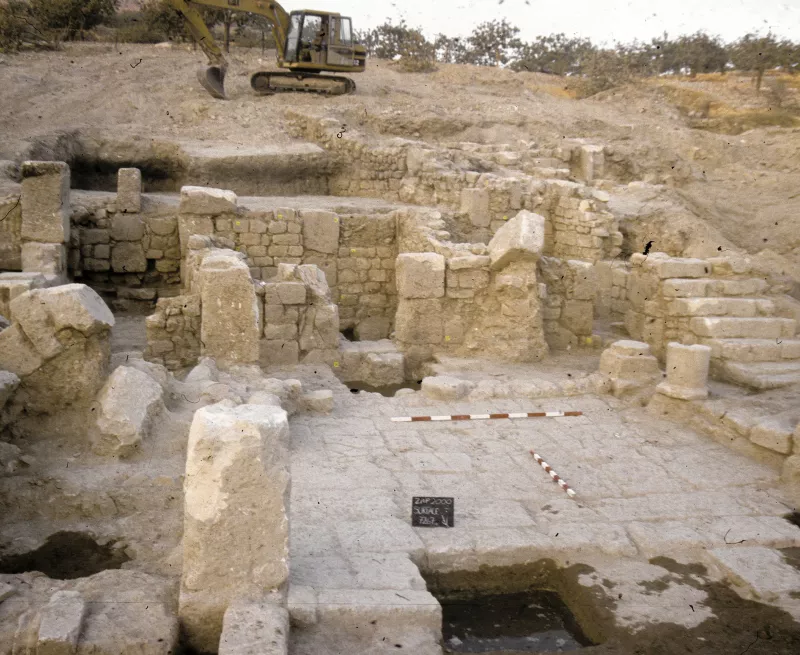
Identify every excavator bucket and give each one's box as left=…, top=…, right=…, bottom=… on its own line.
left=197, top=66, right=226, bottom=100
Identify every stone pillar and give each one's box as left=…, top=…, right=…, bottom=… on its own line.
left=20, top=161, right=70, bottom=280
left=578, top=145, right=604, bottom=183
left=199, top=252, right=260, bottom=366
left=656, top=342, right=711, bottom=400
left=116, top=168, right=142, bottom=213
left=180, top=403, right=290, bottom=652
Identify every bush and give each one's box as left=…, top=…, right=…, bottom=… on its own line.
left=569, top=50, right=634, bottom=98
left=29, top=0, right=118, bottom=41
left=0, top=0, right=58, bottom=51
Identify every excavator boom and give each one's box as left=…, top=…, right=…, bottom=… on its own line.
left=167, top=0, right=364, bottom=99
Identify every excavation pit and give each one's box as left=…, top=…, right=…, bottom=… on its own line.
left=0, top=531, right=130, bottom=580
left=438, top=589, right=593, bottom=653
left=346, top=379, right=422, bottom=397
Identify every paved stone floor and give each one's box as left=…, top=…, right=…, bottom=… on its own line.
left=287, top=386, right=800, bottom=627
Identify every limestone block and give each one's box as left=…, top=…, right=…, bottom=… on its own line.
left=111, top=213, right=145, bottom=241
left=20, top=161, right=70, bottom=244
left=260, top=340, right=300, bottom=366
left=0, top=272, right=46, bottom=318
left=178, top=216, right=214, bottom=254
left=656, top=342, right=711, bottom=400
left=568, top=260, right=596, bottom=300
left=275, top=282, right=307, bottom=305
left=460, top=188, right=490, bottom=227
left=642, top=255, right=710, bottom=279
left=10, top=284, right=114, bottom=360
left=200, top=255, right=260, bottom=366
left=116, top=168, right=142, bottom=213
left=21, top=242, right=66, bottom=275
left=487, top=210, right=545, bottom=271
left=395, top=299, right=443, bottom=345
left=219, top=601, right=289, bottom=655
left=782, top=455, right=800, bottom=484
left=561, top=299, right=594, bottom=335
left=300, top=210, right=339, bottom=254
left=395, top=253, right=445, bottom=299
left=95, top=366, right=165, bottom=457
left=37, top=590, right=85, bottom=655
left=354, top=316, right=391, bottom=341
left=0, top=325, right=44, bottom=377
left=421, top=376, right=475, bottom=400
left=302, top=389, right=334, bottom=413
left=181, top=403, right=290, bottom=652
left=0, top=370, right=20, bottom=411
left=298, top=304, right=339, bottom=351
left=111, top=242, right=147, bottom=273
left=297, top=264, right=333, bottom=304
left=448, top=255, right=491, bottom=271
left=707, top=546, right=800, bottom=602
left=749, top=416, right=795, bottom=455
left=180, top=185, right=238, bottom=215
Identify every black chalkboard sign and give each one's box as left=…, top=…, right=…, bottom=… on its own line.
left=412, top=497, right=454, bottom=528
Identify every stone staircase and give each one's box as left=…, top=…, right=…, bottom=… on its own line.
left=674, top=282, right=800, bottom=389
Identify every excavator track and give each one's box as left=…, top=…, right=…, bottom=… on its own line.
left=250, top=71, right=356, bottom=96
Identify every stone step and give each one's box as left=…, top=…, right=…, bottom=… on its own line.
left=701, top=338, right=800, bottom=363
left=715, top=360, right=800, bottom=390
left=666, top=297, right=775, bottom=318
left=662, top=277, right=769, bottom=298
left=690, top=316, right=796, bottom=340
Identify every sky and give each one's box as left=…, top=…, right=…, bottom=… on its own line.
left=305, top=0, right=800, bottom=46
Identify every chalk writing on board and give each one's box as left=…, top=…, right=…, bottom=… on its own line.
left=412, top=497, right=454, bottom=528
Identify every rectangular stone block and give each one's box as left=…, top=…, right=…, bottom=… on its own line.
left=448, top=255, right=490, bottom=270
left=690, top=317, right=793, bottom=339
left=21, top=242, right=65, bottom=275
left=21, top=161, right=70, bottom=244
left=111, top=242, right=147, bottom=273
left=200, top=255, right=260, bottom=365
left=260, top=339, right=299, bottom=366
left=460, top=188, right=490, bottom=227
left=180, top=185, right=238, bottom=215
left=396, top=253, right=445, bottom=299
left=117, top=167, right=142, bottom=213
left=300, top=210, right=339, bottom=254
left=644, top=256, right=710, bottom=279
left=111, top=214, right=145, bottom=241
left=219, top=601, right=289, bottom=655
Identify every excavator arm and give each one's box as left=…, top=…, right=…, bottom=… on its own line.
left=168, top=0, right=291, bottom=98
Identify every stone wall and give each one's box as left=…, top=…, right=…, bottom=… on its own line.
left=143, top=295, right=201, bottom=370
left=594, top=260, right=631, bottom=320
left=394, top=211, right=549, bottom=375
left=0, top=191, right=22, bottom=271
left=538, top=256, right=597, bottom=349
left=285, top=112, right=623, bottom=263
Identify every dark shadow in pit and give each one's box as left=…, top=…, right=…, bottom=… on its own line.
left=0, top=531, right=129, bottom=579
left=346, top=380, right=422, bottom=397
left=70, top=155, right=184, bottom=193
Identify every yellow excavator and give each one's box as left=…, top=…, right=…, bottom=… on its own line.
left=168, top=0, right=366, bottom=98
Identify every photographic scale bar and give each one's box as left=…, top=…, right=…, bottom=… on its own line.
left=390, top=410, right=582, bottom=422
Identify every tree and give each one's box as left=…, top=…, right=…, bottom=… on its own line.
left=0, top=0, right=53, bottom=51
left=467, top=19, right=520, bottom=66
left=433, top=34, right=470, bottom=64
left=29, top=0, right=118, bottom=41
left=140, top=0, right=184, bottom=41
left=361, top=19, right=430, bottom=61
left=510, top=33, right=593, bottom=75
left=674, top=32, right=728, bottom=76
left=730, top=32, right=781, bottom=90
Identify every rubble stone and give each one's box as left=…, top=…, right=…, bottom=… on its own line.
left=487, top=210, right=545, bottom=271
left=95, top=366, right=165, bottom=457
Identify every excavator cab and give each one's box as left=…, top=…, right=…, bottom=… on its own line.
left=283, top=11, right=357, bottom=69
